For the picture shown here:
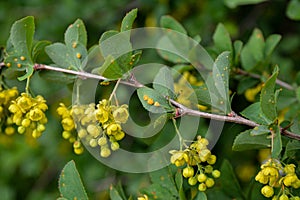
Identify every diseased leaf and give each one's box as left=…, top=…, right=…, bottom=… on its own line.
left=4, top=16, right=36, bottom=80
left=250, top=125, right=270, bottom=136
left=158, top=16, right=191, bottom=63
left=213, top=23, right=232, bottom=53
left=10, top=16, right=35, bottom=59
left=137, top=87, right=174, bottom=113
left=160, top=15, right=187, bottom=34
left=212, top=51, right=231, bottom=113
left=45, top=42, right=87, bottom=70
left=121, top=8, right=138, bottom=32
left=240, top=29, right=265, bottom=71
left=64, top=19, right=87, bottom=47
left=59, top=160, right=88, bottom=200
left=233, top=129, right=270, bottom=151
left=260, top=66, right=279, bottom=122
left=45, top=19, right=88, bottom=70
left=149, top=166, right=178, bottom=197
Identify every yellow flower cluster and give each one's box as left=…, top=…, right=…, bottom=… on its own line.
left=0, top=87, right=19, bottom=135
left=57, top=99, right=129, bottom=157
left=8, top=93, right=48, bottom=138
left=169, top=136, right=220, bottom=192
left=255, top=158, right=300, bottom=199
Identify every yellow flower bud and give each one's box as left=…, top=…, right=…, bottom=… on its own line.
left=261, top=185, right=274, bottom=198
left=100, top=147, right=111, bottom=158
left=212, top=170, right=221, bottom=178
left=197, top=173, right=207, bottom=183
left=198, top=183, right=206, bottom=192
left=188, top=177, right=197, bottom=185
left=183, top=166, right=194, bottom=178
left=205, top=178, right=215, bottom=188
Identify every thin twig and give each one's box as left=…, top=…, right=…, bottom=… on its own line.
left=33, top=63, right=300, bottom=140
left=236, top=68, right=294, bottom=90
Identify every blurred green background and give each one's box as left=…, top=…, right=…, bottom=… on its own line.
left=0, top=0, right=300, bottom=199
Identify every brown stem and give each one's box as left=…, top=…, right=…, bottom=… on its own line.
left=236, top=68, right=294, bottom=90
left=33, top=63, right=300, bottom=140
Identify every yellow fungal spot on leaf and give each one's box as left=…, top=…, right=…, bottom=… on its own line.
left=6, top=63, right=11, bottom=67
left=147, top=98, right=154, bottom=105
left=76, top=53, right=81, bottom=59
left=20, top=56, right=26, bottom=61
left=17, top=63, right=22, bottom=68
left=154, top=101, right=160, bottom=107
left=14, top=58, right=18, bottom=62
left=72, top=42, right=77, bottom=48
left=143, top=95, right=148, bottom=101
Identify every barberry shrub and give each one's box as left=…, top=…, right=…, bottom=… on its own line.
left=0, top=2, right=300, bottom=200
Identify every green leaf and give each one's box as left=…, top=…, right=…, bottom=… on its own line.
left=141, top=183, right=177, bottom=200
left=17, top=64, right=34, bottom=81
left=158, top=15, right=190, bottom=63
left=233, top=40, right=243, bottom=65
left=4, top=16, right=36, bottom=80
left=286, top=0, right=300, bottom=20
left=240, top=28, right=265, bottom=71
left=271, top=125, right=282, bottom=159
left=220, top=159, right=245, bottom=199
left=240, top=102, right=272, bottom=125
left=212, top=51, right=231, bottom=113
left=45, top=19, right=88, bottom=70
left=174, top=171, right=186, bottom=200
left=109, top=185, right=124, bottom=200
left=98, top=55, right=124, bottom=79
left=149, top=166, right=178, bottom=197
left=296, top=86, right=300, bottom=102
left=264, top=34, right=281, bottom=58
left=65, top=19, right=87, bottom=47
left=58, top=160, right=88, bottom=200
left=286, top=140, right=300, bottom=151
left=193, top=192, right=207, bottom=200
left=10, top=16, right=35, bottom=60
left=137, top=87, right=174, bottom=113
left=194, top=84, right=212, bottom=107
left=160, top=15, right=187, bottom=34
left=213, top=23, right=232, bottom=53
left=31, top=40, right=51, bottom=62
left=232, top=129, right=271, bottom=151
left=224, top=0, right=267, bottom=8
left=45, top=42, right=87, bottom=70
left=121, top=8, right=138, bottom=32
left=98, top=30, right=134, bottom=79
left=260, top=66, right=279, bottom=122
left=250, top=125, right=270, bottom=136
left=153, top=66, right=176, bottom=99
